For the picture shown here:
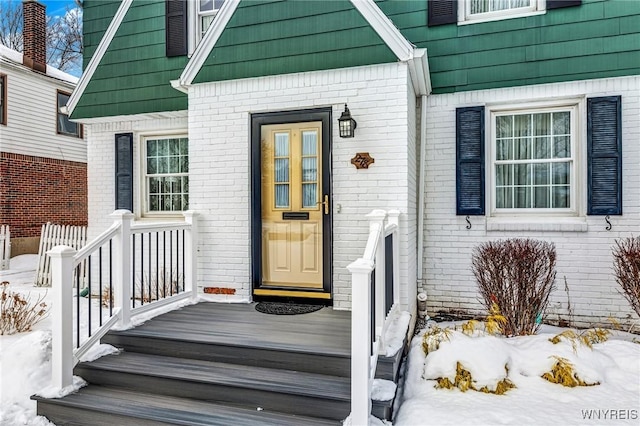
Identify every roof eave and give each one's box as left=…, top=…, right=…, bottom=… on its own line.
left=67, top=0, right=134, bottom=116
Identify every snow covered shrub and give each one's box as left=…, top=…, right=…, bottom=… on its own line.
left=549, top=329, right=610, bottom=352
left=0, top=281, right=49, bottom=335
left=422, top=325, right=452, bottom=354
left=542, top=356, right=599, bottom=387
left=472, top=238, right=556, bottom=336
left=435, top=362, right=515, bottom=395
left=612, top=236, right=640, bottom=317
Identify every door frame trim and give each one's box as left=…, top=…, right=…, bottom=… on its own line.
left=250, top=108, right=333, bottom=300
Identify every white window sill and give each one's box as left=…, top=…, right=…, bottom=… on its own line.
left=486, top=217, right=587, bottom=232
left=458, top=10, right=545, bottom=26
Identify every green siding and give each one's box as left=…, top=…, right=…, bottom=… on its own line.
left=193, top=0, right=397, bottom=83
left=76, top=0, right=640, bottom=119
left=378, top=0, right=640, bottom=94
left=73, top=1, right=188, bottom=119
left=82, top=0, right=121, bottom=65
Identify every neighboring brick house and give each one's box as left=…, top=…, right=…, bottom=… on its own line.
left=68, top=0, right=639, bottom=326
left=0, top=0, right=87, bottom=254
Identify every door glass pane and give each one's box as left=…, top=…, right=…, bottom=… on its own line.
left=302, top=184, right=317, bottom=208
left=302, top=131, right=317, bottom=155
left=301, top=131, right=318, bottom=208
left=302, top=158, right=317, bottom=182
left=275, top=184, right=289, bottom=208
left=275, top=159, right=289, bottom=183
left=275, top=133, right=289, bottom=156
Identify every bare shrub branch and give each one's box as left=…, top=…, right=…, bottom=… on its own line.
left=0, top=281, right=49, bottom=335
left=472, top=238, right=556, bottom=336
left=612, top=237, right=640, bottom=317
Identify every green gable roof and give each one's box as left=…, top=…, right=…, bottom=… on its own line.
left=72, top=1, right=188, bottom=120
left=193, top=0, right=398, bottom=84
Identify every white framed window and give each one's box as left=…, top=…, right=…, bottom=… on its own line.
left=57, top=91, right=82, bottom=138
left=142, top=135, right=189, bottom=216
left=459, top=0, right=545, bottom=24
left=490, top=102, right=579, bottom=216
left=188, top=0, right=225, bottom=54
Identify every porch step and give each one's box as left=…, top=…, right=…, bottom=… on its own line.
left=34, top=303, right=405, bottom=425
left=73, top=351, right=351, bottom=421
left=101, top=330, right=351, bottom=377
left=33, top=385, right=339, bottom=426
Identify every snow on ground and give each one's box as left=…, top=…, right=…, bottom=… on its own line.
left=1, top=254, right=639, bottom=425
left=1, top=255, right=55, bottom=425
left=394, top=321, right=640, bottom=425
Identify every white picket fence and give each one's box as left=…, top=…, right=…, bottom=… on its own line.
left=0, top=225, right=10, bottom=270
left=35, top=223, right=87, bottom=287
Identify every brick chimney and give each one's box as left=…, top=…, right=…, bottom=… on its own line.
left=22, top=0, right=47, bottom=73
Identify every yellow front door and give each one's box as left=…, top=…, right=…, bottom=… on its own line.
left=259, top=122, right=324, bottom=292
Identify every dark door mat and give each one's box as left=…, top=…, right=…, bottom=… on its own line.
left=255, top=301, right=323, bottom=315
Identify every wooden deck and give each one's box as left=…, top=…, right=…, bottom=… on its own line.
left=35, top=302, right=405, bottom=425
left=120, top=302, right=352, bottom=356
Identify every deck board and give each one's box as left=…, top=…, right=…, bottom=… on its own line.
left=123, top=302, right=351, bottom=356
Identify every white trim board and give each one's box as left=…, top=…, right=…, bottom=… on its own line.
left=178, top=0, right=431, bottom=95
left=66, top=0, right=134, bottom=116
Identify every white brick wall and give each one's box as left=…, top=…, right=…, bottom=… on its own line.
left=85, top=63, right=418, bottom=311
left=85, top=114, right=188, bottom=239
left=189, top=62, right=416, bottom=310
left=422, top=76, right=640, bottom=327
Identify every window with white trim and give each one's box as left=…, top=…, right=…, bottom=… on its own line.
left=188, top=0, right=225, bottom=52
left=57, top=91, right=82, bottom=138
left=198, top=0, right=224, bottom=38
left=491, top=105, right=577, bottom=214
left=460, top=0, right=545, bottom=24
left=143, top=136, right=189, bottom=214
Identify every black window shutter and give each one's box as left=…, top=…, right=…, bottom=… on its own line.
left=547, top=0, right=582, bottom=10
left=428, top=0, right=458, bottom=27
left=456, top=106, right=485, bottom=216
left=587, top=96, right=622, bottom=216
left=115, top=133, right=134, bottom=212
left=166, top=0, right=187, bottom=57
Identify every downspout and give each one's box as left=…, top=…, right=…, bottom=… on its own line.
left=416, top=94, right=428, bottom=281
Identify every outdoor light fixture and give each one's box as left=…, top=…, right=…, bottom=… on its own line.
left=338, top=104, right=357, bottom=138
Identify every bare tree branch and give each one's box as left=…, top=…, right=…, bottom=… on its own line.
left=0, top=0, right=82, bottom=74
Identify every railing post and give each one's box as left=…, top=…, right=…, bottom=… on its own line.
left=367, top=210, right=387, bottom=343
left=110, top=210, right=134, bottom=328
left=387, top=210, right=401, bottom=307
left=183, top=210, right=199, bottom=301
left=49, top=245, right=77, bottom=389
left=347, top=258, right=374, bottom=426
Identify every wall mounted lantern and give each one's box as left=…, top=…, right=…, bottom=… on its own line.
left=338, top=104, right=357, bottom=138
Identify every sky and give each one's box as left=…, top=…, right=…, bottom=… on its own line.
left=40, top=0, right=78, bottom=17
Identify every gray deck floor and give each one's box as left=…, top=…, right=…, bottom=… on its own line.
left=124, top=302, right=352, bottom=356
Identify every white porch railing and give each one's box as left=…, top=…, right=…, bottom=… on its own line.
left=49, top=210, right=198, bottom=389
left=348, top=209, right=400, bottom=425
left=0, top=225, right=10, bottom=270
